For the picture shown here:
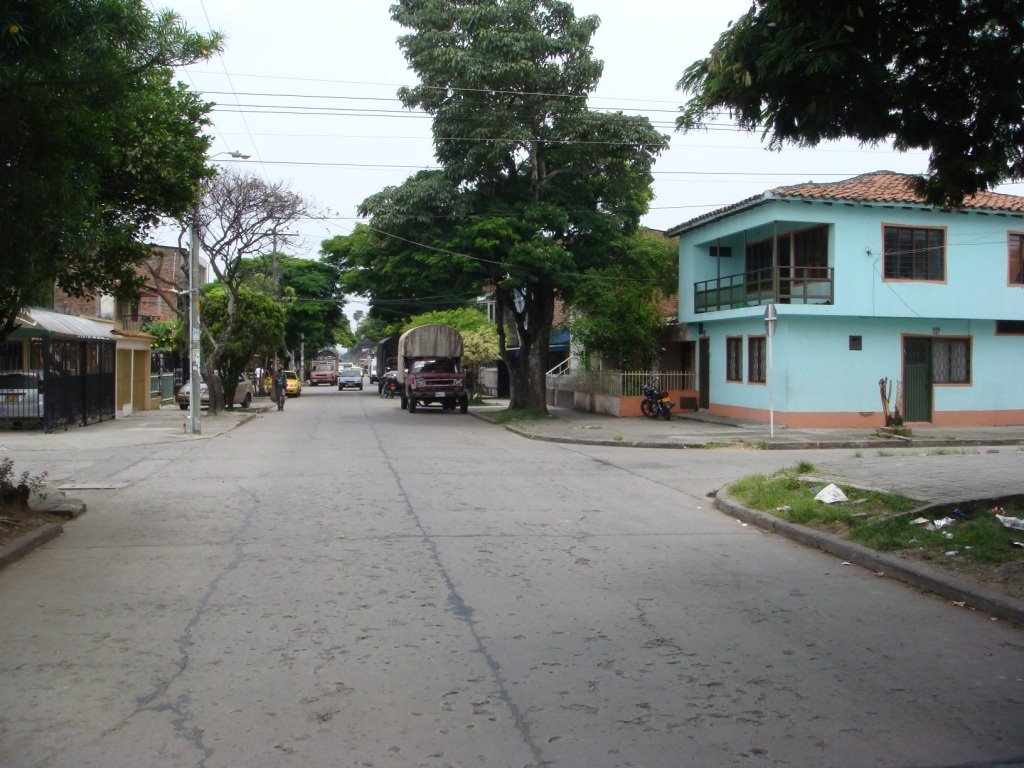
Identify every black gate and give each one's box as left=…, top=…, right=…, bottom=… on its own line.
left=43, top=339, right=116, bottom=431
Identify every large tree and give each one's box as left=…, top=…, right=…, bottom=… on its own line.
left=0, top=0, right=221, bottom=342
left=346, top=0, right=667, bottom=412
left=676, top=0, right=1024, bottom=207
left=192, top=169, right=314, bottom=412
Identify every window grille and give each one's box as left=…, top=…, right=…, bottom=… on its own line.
left=748, top=337, right=766, bottom=383
left=933, top=338, right=970, bottom=383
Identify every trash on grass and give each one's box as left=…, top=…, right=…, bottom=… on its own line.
left=910, top=517, right=930, bottom=526
left=776, top=505, right=792, bottom=512
left=945, top=550, right=960, bottom=557
left=933, top=517, right=957, bottom=529
left=814, top=483, right=848, bottom=504
left=995, top=513, right=1024, bottom=531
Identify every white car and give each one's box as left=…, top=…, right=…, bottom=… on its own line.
left=338, top=367, right=364, bottom=391
left=176, top=374, right=254, bottom=409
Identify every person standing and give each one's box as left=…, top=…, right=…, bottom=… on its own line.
left=275, top=368, right=287, bottom=410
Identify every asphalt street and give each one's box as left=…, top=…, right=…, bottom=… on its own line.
left=0, top=390, right=1022, bottom=768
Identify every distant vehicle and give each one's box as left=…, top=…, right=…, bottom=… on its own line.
left=369, top=357, right=379, bottom=383
left=309, top=356, right=338, bottom=386
left=338, top=367, right=363, bottom=391
left=283, top=370, right=302, bottom=397
left=0, top=369, right=44, bottom=428
left=176, top=374, right=254, bottom=410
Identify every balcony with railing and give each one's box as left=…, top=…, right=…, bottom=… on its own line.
left=694, top=266, right=834, bottom=313
left=116, top=314, right=162, bottom=333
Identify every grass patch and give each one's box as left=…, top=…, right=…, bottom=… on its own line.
left=487, top=408, right=555, bottom=425
left=728, top=466, right=1023, bottom=566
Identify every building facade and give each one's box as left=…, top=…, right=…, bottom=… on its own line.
left=667, top=171, right=1024, bottom=427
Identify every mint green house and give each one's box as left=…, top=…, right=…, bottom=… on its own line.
left=666, top=171, right=1024, bottom=427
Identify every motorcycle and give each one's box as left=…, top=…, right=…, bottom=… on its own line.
left=641, top=379, right=673, bottom=421
left=380, top=373, right=399, bottom=399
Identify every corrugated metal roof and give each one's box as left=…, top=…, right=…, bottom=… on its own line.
left=17, top=307, right=116, bottom=341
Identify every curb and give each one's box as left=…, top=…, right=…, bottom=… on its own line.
left=714, top=490, right=1024, bottom=627
left=0, top=524, right=63, bottom=570
left=473, top=413, right=1024, bottom=452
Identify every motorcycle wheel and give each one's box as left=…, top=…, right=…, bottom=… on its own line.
left=640, top=400, right=656, bottom=419
left=661, top=405, right=672, bottom=421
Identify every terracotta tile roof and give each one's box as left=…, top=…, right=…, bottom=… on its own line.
left=668, top=171, right=1024, bottom=235
left=771, top=171, right=1024, bottom=212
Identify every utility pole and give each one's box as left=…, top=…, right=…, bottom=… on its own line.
left=187, top=205, right=202, bottom=435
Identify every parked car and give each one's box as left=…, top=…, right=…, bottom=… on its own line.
left=0, top=369, right=44, bottom=427
left=176, top=374, right=254, bottom=410
left=283, top=370, right=302, bottom=397
left=338, top=367, right=363, bottom=391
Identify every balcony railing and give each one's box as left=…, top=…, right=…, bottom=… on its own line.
left=694, top=266, right=834, bottom=313
left=116, top=314, right=162, bottom=332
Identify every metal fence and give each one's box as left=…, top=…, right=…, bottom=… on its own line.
left=548, top=370, right=696, bottom=397
left=150, top=372, right=177, bottom=404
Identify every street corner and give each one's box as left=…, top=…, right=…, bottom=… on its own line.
left=0, top=523, right=63, bottom=570
left=712, top=488, right=1024, bottom=628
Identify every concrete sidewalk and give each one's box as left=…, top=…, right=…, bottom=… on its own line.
left=481, top=401, right=1024, bottom=451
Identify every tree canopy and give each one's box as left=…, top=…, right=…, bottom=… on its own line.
left=568, top=230, right=678, bottom=370
left=338, top=0, right=668, bottom=411
left=242, top=254, right=353, bottom=353
left=0, top=0, right=221, bottom=342
left=676, top=0, right=1024, bottom=206
left=198, top=284, right=285, bottom=406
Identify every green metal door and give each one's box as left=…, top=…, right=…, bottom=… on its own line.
left=902, top=337, right=932, bottom=422
left=698, top=338, right=710, bottom=410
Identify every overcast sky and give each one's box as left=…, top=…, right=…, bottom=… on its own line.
left=148, top=0, right=1014, bottom=315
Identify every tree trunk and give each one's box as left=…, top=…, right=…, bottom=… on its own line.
left=502, top=283, right=554, bottom=412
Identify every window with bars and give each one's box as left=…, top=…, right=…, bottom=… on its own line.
left=933, top=338, right=971, bottom=384
left=1010, top=233, right=1024, bottom=285
left=748, top=336, right=766, bottom=383
left=726, top=337, right=743, bottom=381
left=883, top=225, right=945, bottom=280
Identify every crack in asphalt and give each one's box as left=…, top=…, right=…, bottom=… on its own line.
left=367, top=416, right=547, bottom=768
left=123, top=488, right=259, bottom=768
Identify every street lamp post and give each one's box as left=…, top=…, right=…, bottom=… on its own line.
left=764, top=303, right=778, bottom=438
left=187, top=150, right=250, bottom=435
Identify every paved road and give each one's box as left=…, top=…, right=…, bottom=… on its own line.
left=0, top=389, right=1022, bottom=768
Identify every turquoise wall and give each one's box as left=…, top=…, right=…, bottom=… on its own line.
left=677, top=197, right=1024, bottom=417
left=678, top=199, right=1024, bottom=323
left=699, top=314, right=1024, bottom=416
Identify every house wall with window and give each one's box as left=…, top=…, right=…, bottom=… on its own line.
left=668, top=172, right=1024, bottom=427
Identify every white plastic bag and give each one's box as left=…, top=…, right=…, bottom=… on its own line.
left=995, top=514, right=1024, bottom=531
left=814, top=483, right=849, bottom=504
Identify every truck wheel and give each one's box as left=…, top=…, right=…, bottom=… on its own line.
left=460, top=395, right=468, bottom=414
left=242, top=392, right=253, bottom=408
left=408, top=396, right=417, bottom=413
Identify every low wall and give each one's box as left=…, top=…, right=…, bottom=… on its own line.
left=566, top=390, right=699, bottom=418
